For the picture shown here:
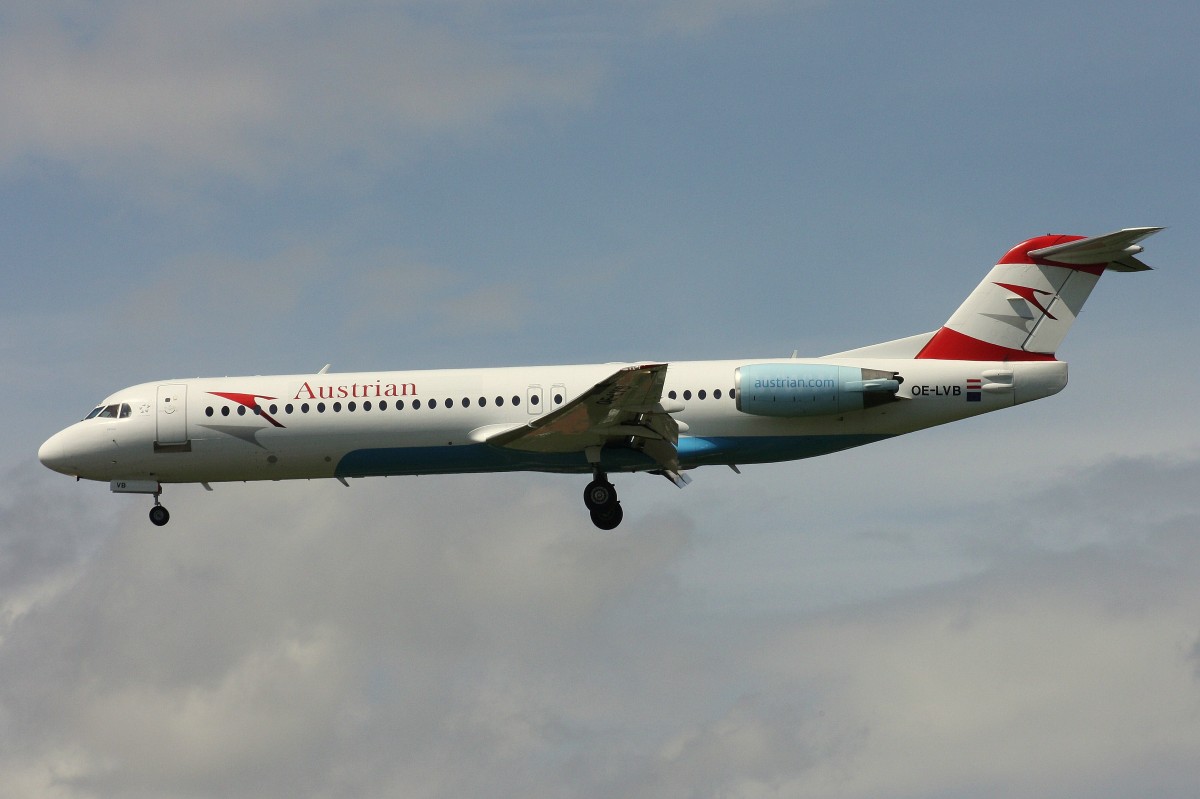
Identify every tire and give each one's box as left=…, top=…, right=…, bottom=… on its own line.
left=149, top=505, right=170, bottom=526
left=590, top=503, right=623, bottom=530
left=583, top=479, right=617, bottom=511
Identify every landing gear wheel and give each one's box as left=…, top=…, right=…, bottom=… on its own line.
left=584, top=479, right=617, bottom=511
left=149, top=505, right=170, bottom=527
left=590, top=502, right=623, bottom=530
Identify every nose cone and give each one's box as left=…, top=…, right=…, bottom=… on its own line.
left=38, top=430, right=72, bottom=475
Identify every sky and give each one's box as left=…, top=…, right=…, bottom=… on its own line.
left=2, top=1, right=1199, bottom=796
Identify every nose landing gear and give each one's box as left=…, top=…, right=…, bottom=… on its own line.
left=584, top=472, right=622, bottom=530
left=110, top=479, right=171, bottom=526
left=148, top=500, right=170, bottom=527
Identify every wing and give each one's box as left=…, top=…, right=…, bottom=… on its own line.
left=486, top=363, right=689, bottom=484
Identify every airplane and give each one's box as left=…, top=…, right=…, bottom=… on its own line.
left=38, top=227, right=1161, bottom=529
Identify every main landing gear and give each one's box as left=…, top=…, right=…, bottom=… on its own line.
left=584, top=471, right=623, bottom=530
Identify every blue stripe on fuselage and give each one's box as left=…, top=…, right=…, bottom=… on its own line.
left=335, top=434, right=892, bottom=477
left=676, top=434, right=892, bottom=465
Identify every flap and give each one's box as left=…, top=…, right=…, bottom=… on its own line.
left=486, top=364, right=688, bottom=480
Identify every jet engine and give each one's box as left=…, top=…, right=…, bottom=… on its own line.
left=734, top=364, right=901, bottom=418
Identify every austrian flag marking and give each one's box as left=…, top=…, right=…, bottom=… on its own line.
left=966, top=378, right=982, bottom=402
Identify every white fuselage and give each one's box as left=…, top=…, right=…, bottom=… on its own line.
left=38, top=356, right=1067, bottom=485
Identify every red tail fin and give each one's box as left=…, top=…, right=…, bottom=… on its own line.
left=915, top=227, right=1160, bottom=361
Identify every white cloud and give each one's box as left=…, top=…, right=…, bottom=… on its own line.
left=3, top=450, right=1200, bottom=797
left=0, top=1, right=823, bottom=190
left=749, top=541, right=1200, bottom=798
left=0, top=2, right=602, bottom=185
left=0, top=475, right=695, bottom=797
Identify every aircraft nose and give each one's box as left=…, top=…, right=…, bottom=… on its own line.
left=38, top=431, right=71, bottom=474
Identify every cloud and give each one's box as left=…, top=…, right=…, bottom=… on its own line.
left=748, top=539, right=1200, bottom=798
left=3, top=448, right=1200, bottom=798
left=0, top=468, right=117, bottom=639
left=0, top=475, right=695, bottom=797
left=0, top=1, right=823, bottom=191
left=0, top=2, right=602, bottom=186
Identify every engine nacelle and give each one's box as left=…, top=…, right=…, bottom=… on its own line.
left=734, top=363, right=901, bottom=418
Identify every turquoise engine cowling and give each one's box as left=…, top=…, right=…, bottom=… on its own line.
left=734, top=363, right=901, bottom=417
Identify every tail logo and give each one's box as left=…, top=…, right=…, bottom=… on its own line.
left=993, top=282, right=1057, bottom=320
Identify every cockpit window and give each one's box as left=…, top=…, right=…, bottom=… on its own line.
left=86, top=403, right=127, bottom=420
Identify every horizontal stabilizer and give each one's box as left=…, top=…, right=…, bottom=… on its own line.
left=1028, top=226, right=1163, bottom=272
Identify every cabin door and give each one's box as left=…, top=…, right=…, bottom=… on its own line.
left=156, top=384, right=188, bottom=445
